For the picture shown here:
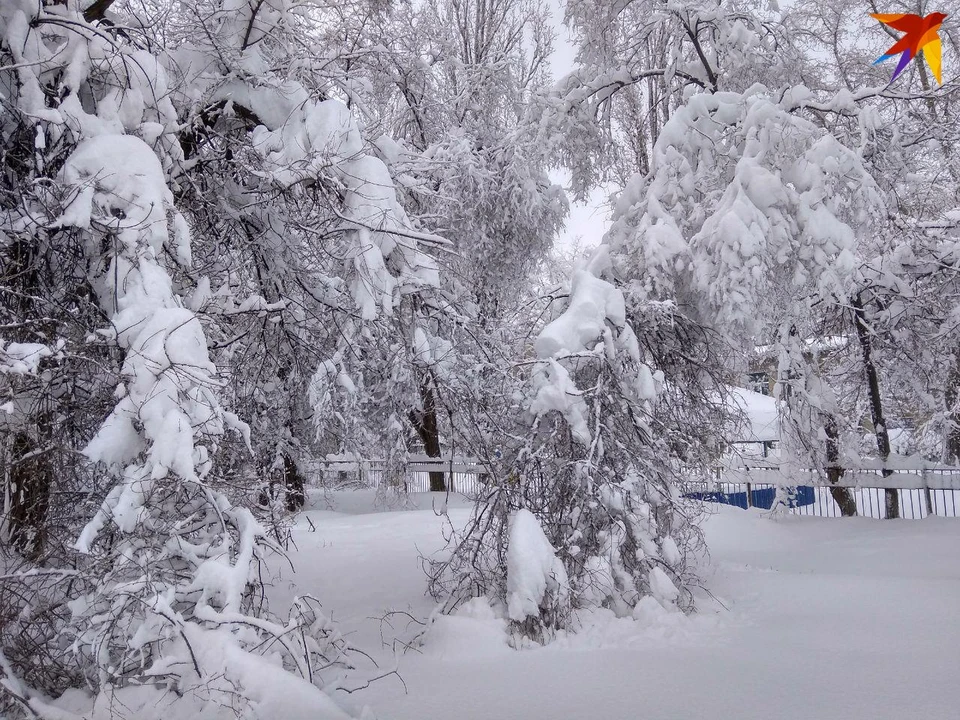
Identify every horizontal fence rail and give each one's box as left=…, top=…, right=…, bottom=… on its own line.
left=717, top=465, right=960, bottom=491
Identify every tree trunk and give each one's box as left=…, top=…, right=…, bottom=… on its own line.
left=282, top=453, right=306, bottom=511
left=8, top=415, right=53, bottom=560
left=944, top=349, right=960, bottom=463
left=81, top=0, right=117, bottom=21
left=409, top=374, right=445, bottom=491
left=852, top=295, right=898, bottom=518
left=4, top=239, right=55, bottom=556
left=824, top=416, right=858, bottom=517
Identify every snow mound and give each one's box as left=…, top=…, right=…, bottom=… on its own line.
left=728, top=386, right=780, bottom=443
left=41, top=626, right=353, bottom=720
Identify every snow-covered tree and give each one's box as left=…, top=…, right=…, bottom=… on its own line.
left=544, top=0, right=960, bottom=521
left=428, top=242, right=727, bottom=640
left=610, top=86, right=891, bottom=515
left=305, top=0, right=570, bottom=490
left=774, top=0, right=960, bottom=511
left=540, top=0, right=789, bottom=198
left=0, top=1, right=442, bottom=715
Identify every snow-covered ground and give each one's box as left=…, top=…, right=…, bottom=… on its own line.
left=272, top=491, right=960, bottom=720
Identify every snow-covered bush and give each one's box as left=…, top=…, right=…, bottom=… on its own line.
left=429, top=246, right=719, bottom=640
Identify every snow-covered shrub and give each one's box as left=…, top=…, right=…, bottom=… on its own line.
left=429, top=247, right=720, bottom=639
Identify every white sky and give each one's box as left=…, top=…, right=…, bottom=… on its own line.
left=547, top=1, right=611, bottom=251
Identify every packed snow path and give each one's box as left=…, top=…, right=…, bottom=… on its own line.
left=272, top=492, right=960, bottom=720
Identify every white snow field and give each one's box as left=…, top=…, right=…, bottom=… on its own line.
left=271, top=491, right=960, bottom=720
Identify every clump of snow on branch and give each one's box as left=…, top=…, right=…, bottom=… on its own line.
left=506, top=509, right=569, bottom=625
left=534, top=254, right=626, bottom=358
left=607, top=88, right=883, bottom=332
left=529, top=359, right=592, bottom=445
left=248, top=97, right=442, bottom=320
left=0, top=342, right=55, bottom=376
left=63, top=135, right=219, bottom=547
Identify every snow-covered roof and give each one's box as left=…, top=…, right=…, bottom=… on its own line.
left=728, top=387, right=779, bottom=443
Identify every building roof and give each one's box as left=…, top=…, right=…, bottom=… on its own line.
left=729, top=386, right=780, bottom=443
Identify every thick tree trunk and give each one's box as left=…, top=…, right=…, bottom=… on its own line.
left=257, top=450, right=306, bottom=511
left=409, top=374, right=446, bottom=491
left=824, top=417, right=858, bottom=517
left=853, top=295, right=898, bottom=518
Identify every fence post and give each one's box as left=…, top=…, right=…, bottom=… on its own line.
left=922, top=466, right=933, bottom=517
left=746, top=481, right=753, bottom=508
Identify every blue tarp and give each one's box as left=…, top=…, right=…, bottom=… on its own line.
left=684, top=486, right=815, bottom=510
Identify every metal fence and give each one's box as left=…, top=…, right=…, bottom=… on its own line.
left=309, top=456, right=960, bottom=519
left=693, top=481, right=960, bottom=519
left=310, top=456, right=487, bottom=495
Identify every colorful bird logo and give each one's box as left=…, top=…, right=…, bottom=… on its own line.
left=871, top=12, right=947, bottom=84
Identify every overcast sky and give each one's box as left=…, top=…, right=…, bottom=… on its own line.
left=547, top=1, right=611, bottom=252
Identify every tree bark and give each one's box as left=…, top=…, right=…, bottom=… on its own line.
left=82, top=0, right=117, bottom=21
left=852, top=295, right=899, bottom=518
left=409, top=374, right=446, bottom=491
left=824, top=416, right=858, bottom=517
left=257, top=451, right=306, bottom=511
left=281, top=452, right=306, bottom=511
